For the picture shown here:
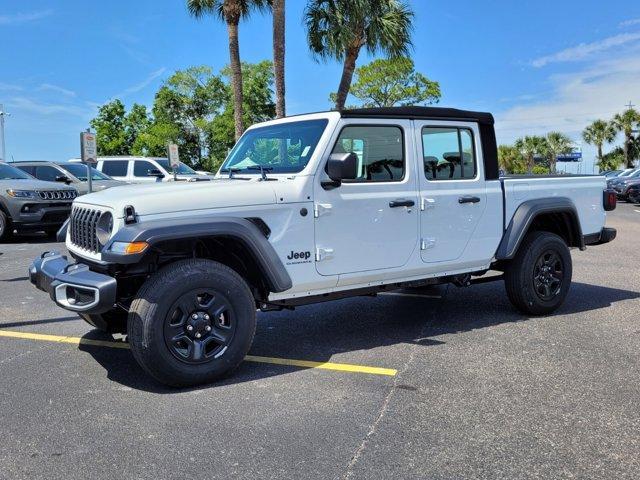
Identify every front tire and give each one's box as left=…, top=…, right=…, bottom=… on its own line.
left=127, top=259, right=256, bottom=387
left=0, top=211, right=11, bottom=241
left=504, top=231, right=572, bottom=315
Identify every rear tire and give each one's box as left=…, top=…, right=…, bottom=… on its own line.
left=504, top=231, right=572, bottom=315
left=127, top=259, right=256, bottom=387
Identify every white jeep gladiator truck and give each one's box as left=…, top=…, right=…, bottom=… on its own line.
left=30, top=107, right=617, bottom=387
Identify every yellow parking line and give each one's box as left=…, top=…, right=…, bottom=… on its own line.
left=0, top=329, right=397, bottom=377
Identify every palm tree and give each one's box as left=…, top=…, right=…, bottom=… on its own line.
left=187, top=0, right=268, bottom=140
left=272, top=0, right=285, bottom=118
left=305, top=0, right=414, bottom=111
left=498, top=145, right=525, bottom=174
left=611, top=108, right=640, bottom=168
left=514, top=135, right=547, bottom=173
left=582, top=120, right=617, bottom=167
left=545, top=131, right=573, bottom=174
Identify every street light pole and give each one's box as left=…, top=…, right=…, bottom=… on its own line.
left=0, top=104, right=10, bottom=163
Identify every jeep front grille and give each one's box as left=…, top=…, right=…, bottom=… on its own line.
left=70, top=207, right=102, bottom=253
left=37, top=190, right=77, bottom=200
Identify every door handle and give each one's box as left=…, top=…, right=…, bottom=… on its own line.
left=389, top=199, right=415, bottom=208
left=458, top=196, right=481, bottom=204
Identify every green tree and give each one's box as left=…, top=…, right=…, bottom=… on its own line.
left=305, top=0, right=414, bottom=111
left=611, top=108, right=640, bottom=168
left=272, top=0, right=286, bottom=118
left=582, top=119, right=617, bottom=166
left=545, top=131, right=573, bottom=174
left=90, top=99, right=128, bottom=155
left=331, top=57, right=440, bottom=108
left=598, top=146, right=625, bottom=172
left=124, top=103, right=151, bottom=152
left=514, top=135, right=547, bottom=174
left=498, top=145, right=526, bottom=174
left=187, top=0, right=269, bottom=140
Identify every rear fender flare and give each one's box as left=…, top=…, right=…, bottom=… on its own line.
left=495, top=197, right=583, bottom=260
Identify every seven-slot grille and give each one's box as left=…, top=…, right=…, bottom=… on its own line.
left=37, top=190, right=77, bottom=200
left=70, top=207, right=103, bottom=253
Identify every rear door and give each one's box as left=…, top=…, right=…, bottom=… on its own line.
left=100, top=160, right=129, bottom=182
left=414, top=121, right=487, bottom=263
left=313, top=120, right=419, bottom=276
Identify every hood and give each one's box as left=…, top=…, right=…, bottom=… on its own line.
left=75, top=178, right=277, bottom=217
left=76, top=180, right=128, bottom=195
left=0, top=178, right=77, bottom=192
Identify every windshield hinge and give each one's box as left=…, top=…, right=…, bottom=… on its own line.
left=315, top=247, right=334, bottom=262
left=314, top=203, right=332, bottom=218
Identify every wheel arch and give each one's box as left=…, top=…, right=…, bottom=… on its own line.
left=104, top=216, right=292, bottom=296
left=495, top=197, right=583, bottom=260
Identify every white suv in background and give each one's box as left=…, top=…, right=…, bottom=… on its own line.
left=71, top=157, right=210, bottom=183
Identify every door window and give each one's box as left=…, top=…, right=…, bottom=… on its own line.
left=133, top=160, right=159, bottom=177
left=422, top=127, right=476, bottom=180
left=35, top=165, right=63, bottom=182
left=332, top=125, right=404, bottom=182
left=101, top=161, right=128, bottom=177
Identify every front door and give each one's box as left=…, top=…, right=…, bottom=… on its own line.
left=414, top=121, right=487, bottom=263
left=314, top=120, right=419, bottom=276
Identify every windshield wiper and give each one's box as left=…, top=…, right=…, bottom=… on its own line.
left=246, top=165, right=275, bottom=181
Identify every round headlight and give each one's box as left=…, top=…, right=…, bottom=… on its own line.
left=96, top=212, right=113, bottom=246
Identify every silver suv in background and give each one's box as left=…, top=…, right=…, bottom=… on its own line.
left=71, top=157, right=211, bottom=183
left=15, top=161, right=126, bottom=195
left=0, top=162, right=77, bottom=240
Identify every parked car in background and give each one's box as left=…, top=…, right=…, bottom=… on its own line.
left=602, top=169, right=622, bottom=177
left=15, top=161, right=126, bottom=195
left=0, top=162, right=77, bottom=240
left=608, top=169, right=640, bottom=200
left=70, top=157, right=211, bottom=183
left=627, top=184, right=640, bottom=203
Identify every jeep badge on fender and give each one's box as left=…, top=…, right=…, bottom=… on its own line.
left=29, top=106, right=616, bottom=387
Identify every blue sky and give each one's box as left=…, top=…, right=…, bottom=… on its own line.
left=1, top=0, right=639, bottom=172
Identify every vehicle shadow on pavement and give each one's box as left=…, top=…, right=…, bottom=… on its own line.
left=76, top=281, right=639, bottom=393
left=0, top=233, right=60, bottom=244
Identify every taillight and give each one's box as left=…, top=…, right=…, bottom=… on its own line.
left=603, top=189, right=617, bottom=211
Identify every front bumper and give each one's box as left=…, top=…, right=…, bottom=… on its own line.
left=29, top=251, right=117, bottom=314
left=10, top=201, right=72, bottom=229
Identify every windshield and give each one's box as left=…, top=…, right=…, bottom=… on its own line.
left=59, top=163, right=110, bottom=181
left=0, top=163, right=33, bottom=180
left=619, top=169, right=635, bottom=177
left=220, top=119, right=329, bottom=174
left=155, top=159, right=198, bottom=175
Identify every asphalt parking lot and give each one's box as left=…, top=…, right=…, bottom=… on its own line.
left=1, top=204, right=639, bottom=480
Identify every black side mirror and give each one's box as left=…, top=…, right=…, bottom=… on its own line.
left=323, top=152, right=358, bottom=189
left=148, top=169, right=165, bottom=178
left=55, top=175, right=72, bottom=184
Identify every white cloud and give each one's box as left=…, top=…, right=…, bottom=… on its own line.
left=6, top=97, right=92, bottom=118
left=37, top=83, right=76, bottom=97
left=111, top=68, right=167, bottom=99
left=531, top=32, right=640, bottom=67
left=495, top=54, right=640, bottom=145
left=0, top=10, right=53, bottom=26
left=0, top=82, right=23, bottom=91
left=620, top=18, right=640, bottom=28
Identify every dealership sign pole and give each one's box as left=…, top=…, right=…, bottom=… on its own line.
left=80, top=130, right=97, bottom=193
left=168, top=143, right=179, bottom=181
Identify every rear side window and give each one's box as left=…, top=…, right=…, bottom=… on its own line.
left=15, top=165, right=35, bottom=176
left=422, top=127, right=477, bottom=180
left=133, top=161, right=158, bottom=177
left=101, top=161, right=128, bottom=177
left=331, top=125, right=404, bottom=182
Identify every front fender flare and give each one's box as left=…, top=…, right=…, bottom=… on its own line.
left=495, top=197, right=583, bottom=260
left=103, top=216, right=292, bottom=293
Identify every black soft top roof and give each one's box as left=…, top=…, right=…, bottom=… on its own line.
left=341, top=106, right=494, bottom=125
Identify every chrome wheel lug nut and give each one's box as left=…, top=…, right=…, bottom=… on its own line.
left=204, top=314, right=209, bottom=320
left=192, top=314, right=198, bottom=319
left=187, top=325, right=193, bottom=331
left=205, top=325, right=212, bottom=332
left=195, top=332, right=201, bottom=338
